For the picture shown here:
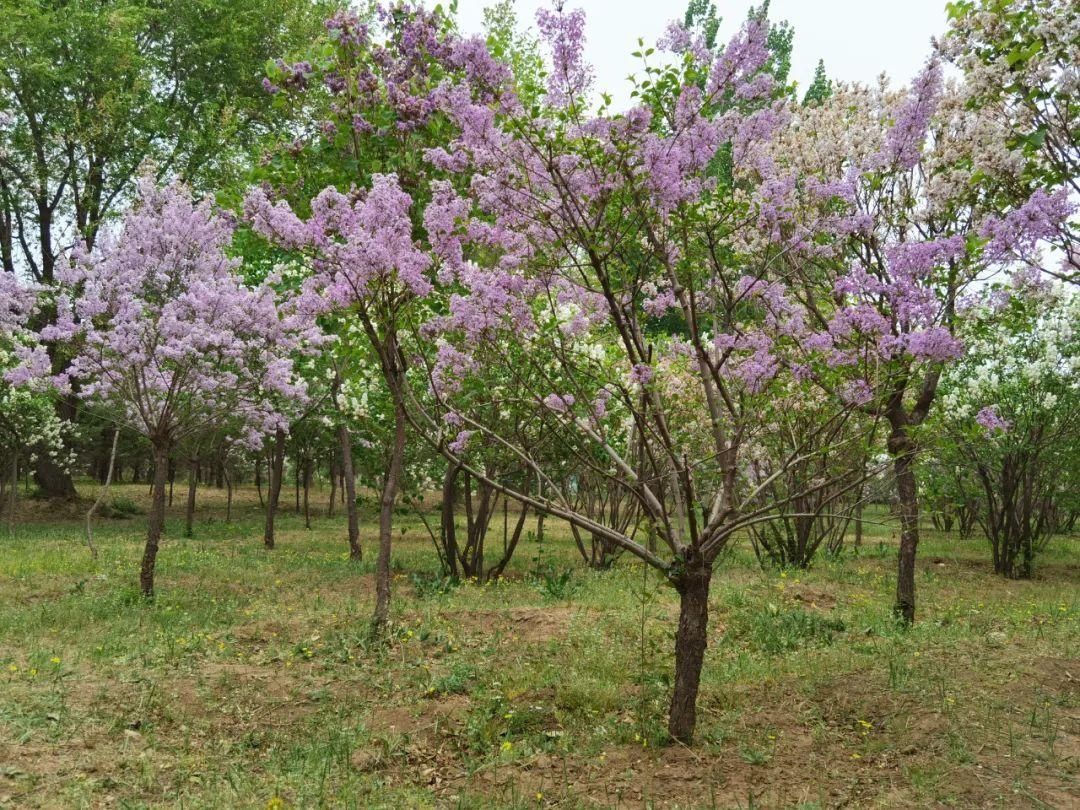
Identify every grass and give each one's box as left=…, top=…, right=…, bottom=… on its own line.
left=0, top=481, right=1076, bottom=808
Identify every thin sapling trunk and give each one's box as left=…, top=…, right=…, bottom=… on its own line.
left=184, top=458, right=198, bottom=538
left=264, top=428, right=286, bottom=549
left=85, top=427, right=120, bottom=558
left=339, top=424, right=361, bottom=560
left=373, top=400, right=406, bottom=630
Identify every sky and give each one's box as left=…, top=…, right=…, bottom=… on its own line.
left=451, top=0, right=951, bottom=107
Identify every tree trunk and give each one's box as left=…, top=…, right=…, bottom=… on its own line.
left=34, top=394, right=77, bottom=499
left=302, top=458, right=312, bottom=529
left=85, top=427, right=120, bottom=558
left=441, top=463, right=459, bottom=577
left=184, top=458, right=198, bottom=538
left=339, top=424, right=361, bottom=560
left=667, top=556, right=713, bottom=744
left=1020, top=530, right=1033, bottom=579
left=264, top=428, right=286, bottom=549
left=225, top=468, right=233, bottom=523
left=327, top=455, right=337, bottom=518
left=34, top=452, right=77, bottom=500
left=487, top=500, right=529, bottom=581
left=568, top=524, right=590, bottom=565
left=294, top=457, right=301, bottom=512
left=534, top=475, right=546, bottom=544
left=891, top=431, right=920, bottom=625
left=373, top=401, right=406, bottom=630
left=6, top=451, right=16, bottom=536
left=33, top=290, right=77, bottom=500
left=140, top=443, right=170, bottom=598
left=255, top=456, right=264, bottom=508
left=93, top=427, right=112, bottom=484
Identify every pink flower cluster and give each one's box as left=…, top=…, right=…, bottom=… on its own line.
left=975, top=405, right=1011, bottom=434
left=34, top=180, right=321, bottom=448
left=0, top=274, right=50, bottom=387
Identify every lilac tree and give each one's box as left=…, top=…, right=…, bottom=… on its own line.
left=398, top=6, right=891, bottom=741
left=765, top=61, right=1073, bottom=621
left=1, top=273, right=68, bottom=511
left=257, top=337, right=333, bottom=552
left=245, top=3, right=517, bottom=630
left=31, top=180, right=319, bottom=596
left=247, top=173, right=425, bottom=626
left=932, top=284, right=1079, bottom=577
left=939, top=0, right=1079, bottom=283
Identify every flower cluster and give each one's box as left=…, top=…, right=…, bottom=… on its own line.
left=26, top=179, right=321, bottom=450
left=0, top=274, right=68, bottom=461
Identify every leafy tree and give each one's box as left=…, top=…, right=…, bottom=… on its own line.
left=21, top=180, right=320, bottom=596
left=0, top=272, right=69, bottom=498
left=940, top=0, right=1079, bottom=282
left=482, top=0, right=545, bottom=107
left=746, top=385, right=873, bottom=569
left=0, top=0, right=334, bottom=497
left=802, top=59, right=832, bottom=106
left=930, top=284, right=1079, bottom=577
left=766, top=57, right=1071, bottom=622
left=0, top=0, right=335, bottom=278
left=683, top=0, right=721, bottom=51
left=245, top=3, right=515, bottom=631
left=407, top=5, right=889, bottom=742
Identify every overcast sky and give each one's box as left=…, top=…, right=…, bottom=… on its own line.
left=451, top=0, right=951, bottom=107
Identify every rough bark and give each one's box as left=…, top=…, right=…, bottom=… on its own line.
left=667, top=556, right=713, bottom=743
